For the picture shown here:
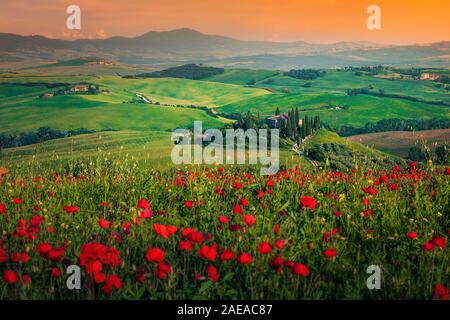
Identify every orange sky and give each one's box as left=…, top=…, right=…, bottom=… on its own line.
left=0, top=0, right=448, bottom=44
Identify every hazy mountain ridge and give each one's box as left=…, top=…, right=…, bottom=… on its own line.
left=1, top=28, right=449, bottom=69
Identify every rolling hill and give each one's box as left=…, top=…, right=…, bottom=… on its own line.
left=1, top=28, right=449, bottom=69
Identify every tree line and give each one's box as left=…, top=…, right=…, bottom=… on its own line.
left=0, top=127, right=100, bottom=149
left=334, top=118, right=450, bottom=137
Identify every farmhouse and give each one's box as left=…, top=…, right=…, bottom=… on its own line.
left=265, top=114, right=288, bottom=128
left=70, top=84, right=90, bottom=92
left=420, top=73, right=440, bottom=81
left=39, top=92, right=54, bottom=98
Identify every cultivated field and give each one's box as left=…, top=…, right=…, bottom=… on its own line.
left=347, top=129, right=450, bottom=157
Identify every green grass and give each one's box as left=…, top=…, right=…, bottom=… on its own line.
left=0, top=130, right=314, bottom=173
left=205, top=69, right=280, bottom=85
left=0, top=95, right=225, bottom=134
left=95, top=76, right=269, bottom=107
left=218, top=92, right=450, bottom=127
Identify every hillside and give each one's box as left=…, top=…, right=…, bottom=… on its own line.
left=1, top=29, right=449, bottom=69
left=347, top=129, right=450, bottom=157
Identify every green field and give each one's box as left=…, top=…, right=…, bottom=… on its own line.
left=1, top=63, right=449, bottom=158
left=0, top=130, right=314, bottom=173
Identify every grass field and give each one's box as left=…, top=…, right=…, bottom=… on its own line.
left=0, top=129, right=315, bottom=173
left=1, top=67, right=449, bottom=134
left=217, top=92, right=449, bottom=127
left=347, top=129, right=450, bottom=157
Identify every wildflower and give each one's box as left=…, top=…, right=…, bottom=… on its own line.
left=237, top=253, right=253, bottom=265
left=218, top=216, right=228, bottom=224
left=422, top=241, right=434, bottom=252
left=432, top=236, right=446, bottom=249
left=258, top=242, right=273, bottom=254
left=406, top=232, right=417, bottom=240
left=62, top=205, right=79, bottom=214
left=323, top=248, right=337, bottom=259
left=153, top=223, right=178, bottom=239
left=179, top=240, right=194, bottom=252
left=292, top=263, right=310, bottom=277
left=145, top=248, right=165, bottom=263
left=206, top=265, right=219, bottom=282
left=275, top=239, right=285, bottom=250
left=98, top=218, right=111, bottom=229
left=185, top=200, right=193, bottom=209
left=233, top=204, right=243, bottom=215
left=2, top=269, right=18, bottom=285
left=300, top=196, right=317, bottom=210
left=137, top=199, right=151, bottom=209
left=198, top=245, right=218, bottom=262
left=243, top=214, right=256, bottom=226
left=220, top=249, right=235, bottom=261
left=102, top=275, right=122, bottom=294
left=433, top=284, right=449, bottom=300
left=0, top=203, right=6, bottom=214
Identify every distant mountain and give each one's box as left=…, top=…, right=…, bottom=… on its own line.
left=0, top=28, right=449, bottom=69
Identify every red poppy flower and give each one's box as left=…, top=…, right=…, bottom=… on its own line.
left=432, top=236, right=446, bottom=249
left=269, top=257, right=284, bottom=272
left=145, top=248, right=165, bottom=263
left=2, top=269, right=18, bottom=285
left=102, top=274, right=122, bottom=294
left=98, top=218, right=111, bottom=229
left=47, top=247, right=65, bottom=262
left=220, top=249, right=235, bottom=261
left=62, top=205, right=79, bottom=214
left=433, top=284, right=449, bottom=300
left=422, top=241, right=434, bottom=252
left=233, top=204, right=243, bottom=215
left=333, top=211, right=342, bottom=218
left=258, top=242, right=272, bottom=254
left=206, top=265, right=219, bottom=282
left=218, top=216, right=228, bottom=224
left=36, top=242, right=52, bottom=256
left=363, top=186, right=377, bottom=195
left=361, top=198, right=370, bottom=206
left=10, top=252, right=29, bottom=263
left=275, top=239, right=285, bottom=250
left=257, top=190, right=265, bottom=198
left=292, top=263, right=310, bottom=277
left=179, top=240, right=194, bottom=252
left=185, top=200, right=193, bottom=209
left=139, top=208, right=153, bottom=219
left=51, top=268, right=62, bottom=279
left=240, top=198, right=249, bottom=206
left=155, top=261, right=172, bottom=280
left=0, top=203, right=6, bottom=215
left=13, top=198, right=23, bottom=205
left=198, top=245, right=218, bottom=262
left=406, top=232, right=417, bottom=240
left=137, top=199, right=151, bottom=209
left=0, top=248, right=7, bottom=263
left=20, top=274, right=31, bottom=286
left=29, top=215, right=43, bottom=226
left=243, top=214, right=256, bottom=226
left=153, top=223, right=178, bottom=239
left=323, top=248, right=337, bottom=258
left=300, top=196, right=317, bottom=210
left=237, top=252, right=253, bottom=265
left=274, top=224, right=280, bottom=234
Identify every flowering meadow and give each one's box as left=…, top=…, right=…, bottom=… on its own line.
left=0, top=160, right=449, bottom=300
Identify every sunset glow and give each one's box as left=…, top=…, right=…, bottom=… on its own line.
left=0, top=0, right=449, bottom=44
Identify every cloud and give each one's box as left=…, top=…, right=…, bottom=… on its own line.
left=60, top=29, right=108, bottom=40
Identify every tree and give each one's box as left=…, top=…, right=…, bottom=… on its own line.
left=275, top=107, right=280, bottom=116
